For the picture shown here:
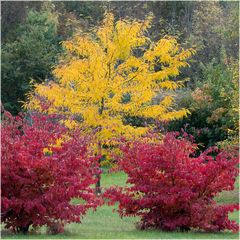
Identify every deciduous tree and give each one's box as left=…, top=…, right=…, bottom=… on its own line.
left=27, top=12, right=194, bottom=143
left=26, top=12, right=195, bottom=191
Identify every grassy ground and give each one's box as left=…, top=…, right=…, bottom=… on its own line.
left=2, top=171, right=239, bottom=239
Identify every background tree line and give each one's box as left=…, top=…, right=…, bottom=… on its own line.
left=1, top=0, right=239, bottom=148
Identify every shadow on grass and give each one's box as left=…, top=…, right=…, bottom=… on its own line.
left=1, top=174, right=239, bottom=239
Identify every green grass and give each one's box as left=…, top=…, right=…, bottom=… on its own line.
left=215, top=176, right=239, bottom=204
left=2, top=171, right=239, bottom=239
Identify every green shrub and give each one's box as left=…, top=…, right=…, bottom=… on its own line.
left=168, top=53, right=239, bottom=149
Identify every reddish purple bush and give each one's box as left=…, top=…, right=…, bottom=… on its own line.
left=1, top=112, right=102, bottom=233
left=105, top=132, right=239, bottom=232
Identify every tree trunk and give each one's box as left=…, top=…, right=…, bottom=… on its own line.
left=171, top=2, right=176, bottom=35
left=95, top=141, right=102, bottom=195
left=95, top=166, right=101, bottom=195
left=95, top=98, right=104, bottom=195
left=180, top=226, right=190, bottom=232
left=17, top=224, right=30, bottom=234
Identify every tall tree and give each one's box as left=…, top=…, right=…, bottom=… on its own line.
left=1, top=1, right=42, bottom=42
left=26, top=12, right=195, bottom=191
left=1, top=5, right=59, bottom=114
left=27, top=12, right=195, bottom=140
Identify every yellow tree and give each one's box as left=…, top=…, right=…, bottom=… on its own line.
left=26, top=13, right=195, bottom=191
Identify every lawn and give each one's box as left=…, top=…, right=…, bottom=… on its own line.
left=2, top=171, right=239, bottom=239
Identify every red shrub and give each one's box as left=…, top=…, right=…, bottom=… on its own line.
left=105, top=132, right=239, bottom=232
left=1, top=112, right=102, bottom=233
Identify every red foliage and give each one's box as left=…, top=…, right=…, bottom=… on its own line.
left=105, top=132, right=239, bottom=232
left=1, top=112, right=102, bottom=233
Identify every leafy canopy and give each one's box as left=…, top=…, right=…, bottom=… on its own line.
left=27, top=12, right=195, bottom=141
left=2, top=7, right=59, bottom=114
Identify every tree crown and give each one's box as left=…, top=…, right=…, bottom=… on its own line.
left=26, top=12, right=195, bottom=141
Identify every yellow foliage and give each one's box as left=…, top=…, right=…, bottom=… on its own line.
left=26, top=12, right=195, bottom=164
left=43, top=147, right=53, bottom=155
left=42, top=137, right=65, bottom=156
